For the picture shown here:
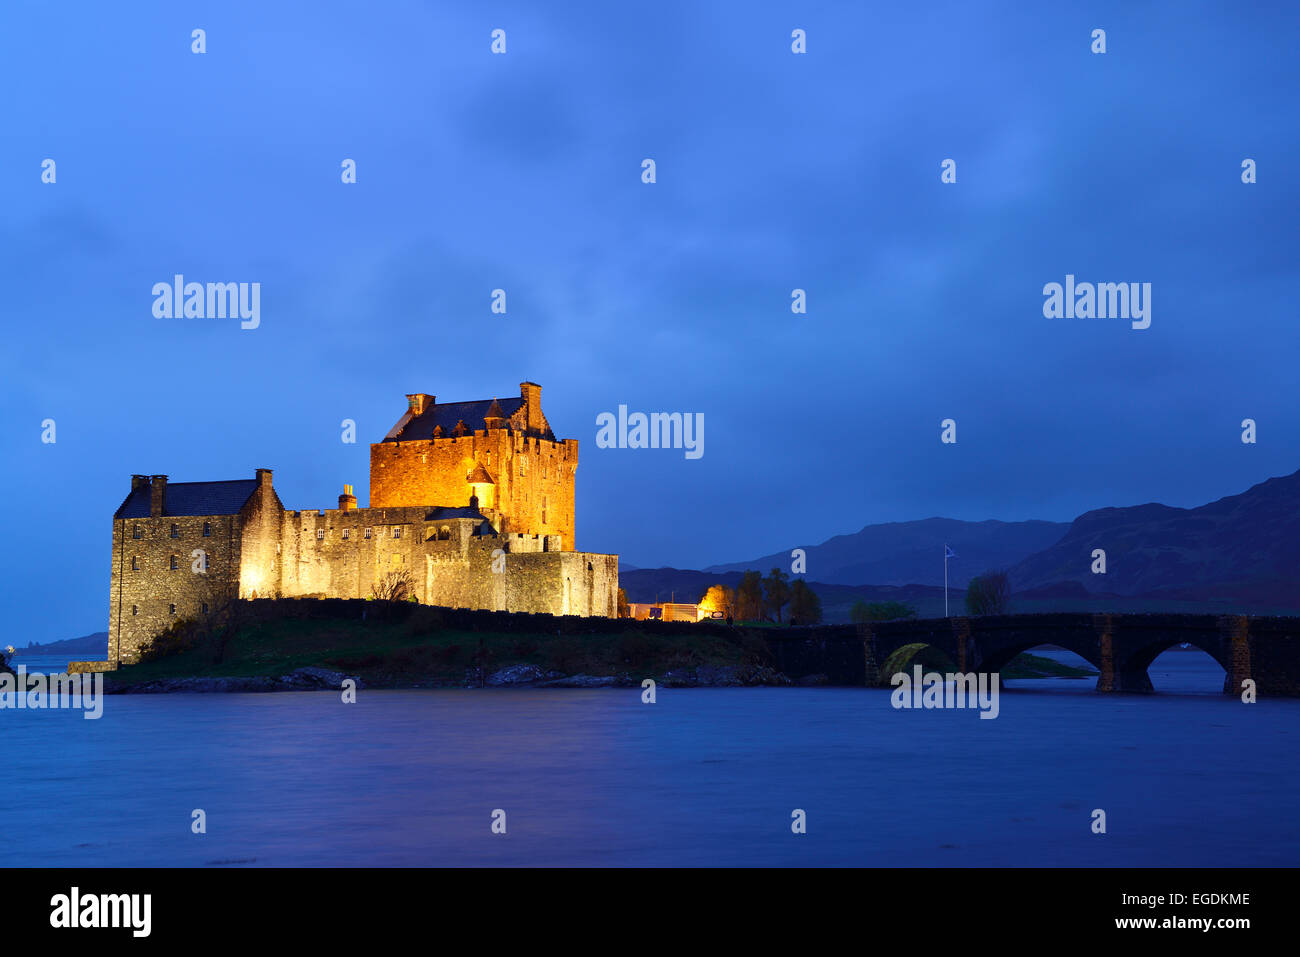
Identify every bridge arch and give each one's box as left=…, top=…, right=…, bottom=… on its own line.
left=1123, top=638, right=1231, bottom=693
left=974, top=636, right=1103, bottom=676
left=877, top=642, right=958, bottom=684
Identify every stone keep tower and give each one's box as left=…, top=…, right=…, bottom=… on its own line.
left=369, top=382, right=579, bottom=549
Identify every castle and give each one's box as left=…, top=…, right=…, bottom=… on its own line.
left=105, top=383, right=619, bottom=667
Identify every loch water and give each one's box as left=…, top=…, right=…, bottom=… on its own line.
left=3, top=650, right=1296, bottom=866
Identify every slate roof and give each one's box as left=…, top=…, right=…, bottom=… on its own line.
left=388, top=397, right=524, bottom=441
left=423, top=505, right=490, bottom=521
left=115, top=480, right=259, bottom=519
left=466, top=463, right=495, bottom=485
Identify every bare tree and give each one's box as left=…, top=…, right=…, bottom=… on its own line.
left=371, top=569, right=416, bottom=602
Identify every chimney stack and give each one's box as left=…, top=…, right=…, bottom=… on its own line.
left=149, top=475, right=168, bottom=517
left=256, top=468, right=273, bottom=489
left=520, top=382, right=542, bottom=433
left=339, top=484, right=357, bottom=512
left=406, top=393, right=435, bottom=417
left=131, top=474, right=149, bottom=493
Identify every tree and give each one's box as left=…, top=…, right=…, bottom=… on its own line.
left=965, top=570, right=1011, bottom=616
left=850, top=600, right=918, bottom=623
left=763, top=567, right=792, bottom=623
left=735, top=571, right=765, bottom=622
left=372, top=568, right=415, bottom=602
left=617, top=587, right=630, bottom=619
left=698, top=584, right=735, bottom=619
left=788, top=579, right=823, bottom=624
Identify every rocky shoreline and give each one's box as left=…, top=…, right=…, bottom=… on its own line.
left=104, top=663, right=814, bottom=694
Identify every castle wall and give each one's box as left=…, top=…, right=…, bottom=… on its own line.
left=108, top=513, right=241, bottom=665
left=237, top=470, right=282, bottom=599
left=269, top=505, right=614, bottom=616
left=276, top=505, right=433, bottom=599
left=369, top=432, right=577, bottom=549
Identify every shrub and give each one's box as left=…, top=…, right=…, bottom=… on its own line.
left=138, top=618, right=200, bottom=662
left=965, top=571, right=1011, bottom=616
left=851, top=601, right=918, bottom=623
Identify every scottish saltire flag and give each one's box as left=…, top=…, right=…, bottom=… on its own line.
left=945, top=545, right=957, bottom=559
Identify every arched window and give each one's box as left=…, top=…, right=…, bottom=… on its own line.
left=439, top=526, right=451, bottom=541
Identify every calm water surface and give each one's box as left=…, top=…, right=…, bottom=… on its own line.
left=4, top=650, right=1297, bottom=866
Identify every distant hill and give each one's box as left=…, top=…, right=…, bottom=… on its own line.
left=12, top=631, right=108, bottom=658
left=1008, top=468, right=1300, bottom=604
left=644, top=467, right=1300, bottom=618
left=704, top=518, right=1068, bottom=587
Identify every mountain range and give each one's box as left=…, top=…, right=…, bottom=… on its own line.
left=625, top=467, right=1300, bottom=613
left=704, top=518, right=1068, bottom=588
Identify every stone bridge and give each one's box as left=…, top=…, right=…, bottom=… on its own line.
left=763, top=613, right=1300, bottom=695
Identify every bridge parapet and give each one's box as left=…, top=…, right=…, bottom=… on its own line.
left=766, top=612, right=1300, bottom=696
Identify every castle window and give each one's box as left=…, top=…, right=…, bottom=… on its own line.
left=169, top=604, right=176, bottom=615
left=133, top=525, right=142, bottom=539
left=365, top=527, right=372, bottom=539
left=439, top=526, right=450, bottom=541
left=170, top=555, right=179, bottom=570
left=202, top=602, right=209, bottom=614
left=131, top=556, right=139, bottom=570
left=316, top=529, right=325, bottom=540
left=393, top=526, right=402, bottom=539
left=203, top=522, right=211, bottom=537
left=170, top=524, right=179, bottom=538
left=342, top=528, right=350, bottom=540
left=519, top=455, right=528, bottom=476
left=131, top=605, right=138, bottom=616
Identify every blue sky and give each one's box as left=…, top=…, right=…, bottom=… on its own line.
left=3, top=1, right=1298, bottom=642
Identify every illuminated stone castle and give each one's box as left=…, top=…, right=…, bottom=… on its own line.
left=106, top=383, right=618, bottom=667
